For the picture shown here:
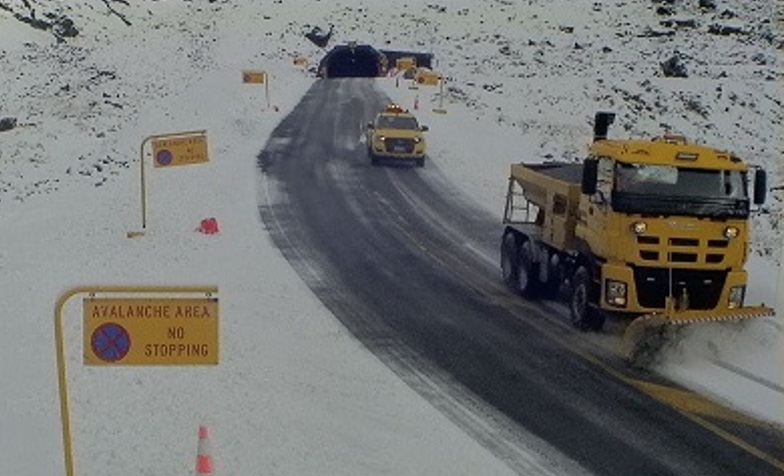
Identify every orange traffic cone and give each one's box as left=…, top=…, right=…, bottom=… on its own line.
left=196, top=425, right=214, bottom=475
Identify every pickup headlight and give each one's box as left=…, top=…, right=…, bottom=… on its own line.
left=414, top=137, right=422, bottom=143
left=605, top=279, right=627, bottom=307
left=728, top=285, right=745, bottom=309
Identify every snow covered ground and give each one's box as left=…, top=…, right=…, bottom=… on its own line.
left=0, top=0, right=781, bottom=474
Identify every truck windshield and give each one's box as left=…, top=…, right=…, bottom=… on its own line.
left=612, top=163, right=749, bottom=218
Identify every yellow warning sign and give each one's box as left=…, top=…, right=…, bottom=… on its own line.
left=152, top=134, right=209, bottom=168
left=415, top=69, right=442, bottom=86
left=242, top=70, right=267, bottom=84
left=83, top=298, right=219, bottom=365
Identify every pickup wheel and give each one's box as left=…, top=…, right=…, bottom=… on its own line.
left=569, top=266, right=605, bottom=331
left=370, top=152, right=380, bottom=166
left=415, top=157, right=425, bottom=167
left=517, top=240, right=541, bottom=299
left=501, top=233, right=520, bottom=289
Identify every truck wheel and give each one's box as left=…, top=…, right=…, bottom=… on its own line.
left=370, top=153, right=379, bottom=166
left=569, top=266, right=605, bottom=331
left=501, top=233, right=519, bottom=289
left=416, top=157, right=425, bottom=167
left=517, top=240, right=541, bottom=299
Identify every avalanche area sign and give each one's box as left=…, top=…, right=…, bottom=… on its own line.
left=83, top=297, right=219, bottom=365
left=242, top=70, right=267, bottom=83
left=152, top=134, right=209, bottom=168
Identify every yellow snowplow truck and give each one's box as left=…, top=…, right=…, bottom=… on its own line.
left=501, top=112, right=774, bottom=364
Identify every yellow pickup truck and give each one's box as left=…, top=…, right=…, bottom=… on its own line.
left=366, top=103, right=428, bottom=167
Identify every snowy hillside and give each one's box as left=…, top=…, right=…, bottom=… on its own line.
left=1, top=1, right=781, bottom=252
left=0, top=0, right=781, bottom=474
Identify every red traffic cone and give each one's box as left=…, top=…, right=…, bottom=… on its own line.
left=196, top=425, right=214, bottom=475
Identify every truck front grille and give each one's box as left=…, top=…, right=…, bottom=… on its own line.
left=637, top=235, right=728, bottom=265
left=633, top=267, right=727, bottom=310
left=384, top=138, right=415, bottom=153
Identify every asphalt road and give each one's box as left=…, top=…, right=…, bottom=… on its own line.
left=258, top=78, right=784, bottom=476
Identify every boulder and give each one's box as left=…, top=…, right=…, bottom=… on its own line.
left=660, top=54, right=688, bottom=78
left=0, top=117, right=17, bottom=132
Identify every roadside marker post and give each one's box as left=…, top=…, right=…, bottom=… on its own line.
left=242, top=70, right=270, bottom=109
left=433, top=76, right=448, bottom=114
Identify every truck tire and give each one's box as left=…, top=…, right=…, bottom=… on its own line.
left=415, top=157, right=425, bottom=167
left=569, top=266, right=605, bottom=331
left=370, top=153, right=380, bottom=166
left=516, top=240, right=541, bottom=299
left=501, top=232, right=520, bottom=289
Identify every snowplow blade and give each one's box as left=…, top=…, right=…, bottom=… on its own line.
left=622, top=305, right=775, bottom=368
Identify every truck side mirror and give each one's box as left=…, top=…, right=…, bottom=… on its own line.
left=420, top=125, right=429, bottom=132
left=582, top=159, right=598, bottom=195
left=753, top=169, right=767, bottom=205
left=367, top=122, right=374, bottom=129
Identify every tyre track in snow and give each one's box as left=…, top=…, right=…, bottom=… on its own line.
left=257, top=78, right=784, bottom=476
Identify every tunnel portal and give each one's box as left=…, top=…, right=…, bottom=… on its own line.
left=319, top=44, right=384, bottom=78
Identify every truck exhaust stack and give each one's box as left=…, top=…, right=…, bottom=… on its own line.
left=593, top=112, right=616, bottom=142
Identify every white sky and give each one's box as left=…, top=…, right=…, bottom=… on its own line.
left=0, top=1, right=781, bottom=474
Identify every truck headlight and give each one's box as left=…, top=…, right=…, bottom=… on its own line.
left=414, top=137, right=422, bottom=143
left=728, top=285, right=745, bottom=309
left=605, top=279, right=627, bottom=307
left=631, top=221, right=647, bottom=235
left=724, top=226, right=739, bottom=239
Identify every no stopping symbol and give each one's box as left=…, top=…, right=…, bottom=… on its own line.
left=91, top=323, right=131, bottom=362
left=155, top=149, right=173, bottom=166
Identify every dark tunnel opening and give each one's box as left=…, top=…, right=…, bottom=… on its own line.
left=319, top=44, right=383, bottom=78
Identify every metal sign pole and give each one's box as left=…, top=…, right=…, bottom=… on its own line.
left=55, top=285, right=218, bottom=476
left=129, top=130, right=207, bottom=238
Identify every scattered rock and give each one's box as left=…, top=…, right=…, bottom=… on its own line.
left=305, top=24, right=333, bottom=48
left=53, top=16, right=79, bottom=38
left=0, top=117, right=17, bottom=132
left=698, top=0, right=717, bottom=11
left=708, top=23, right=744, bottom=36
left=660, top=54, right=688, bottom=78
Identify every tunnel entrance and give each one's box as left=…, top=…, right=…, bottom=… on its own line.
left=319, top=43, right=384, bottom=78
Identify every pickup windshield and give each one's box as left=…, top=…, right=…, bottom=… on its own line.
left=612, top=163, right=749, bottom=218
left=377, top=115, right=419, bottom=130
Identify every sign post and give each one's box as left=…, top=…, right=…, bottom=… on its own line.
left=55, top=286, right=219, bottom=476
left=129, top=130, right=209, bottom=238
left=433, top=76, right=447, bottom=114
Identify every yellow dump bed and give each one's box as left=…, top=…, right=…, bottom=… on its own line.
left=505, top=163, right=583, bottom=251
